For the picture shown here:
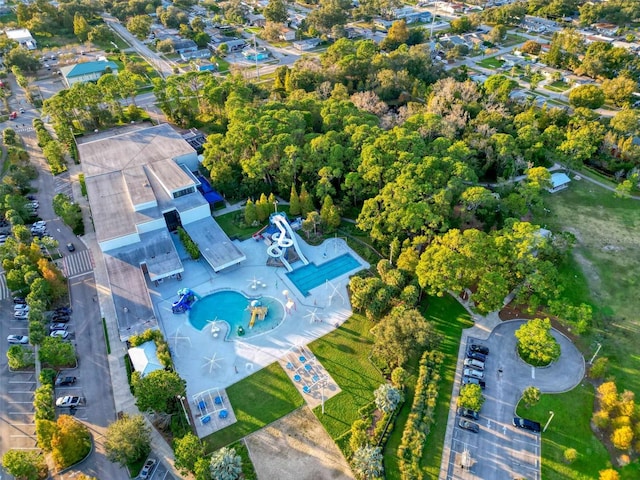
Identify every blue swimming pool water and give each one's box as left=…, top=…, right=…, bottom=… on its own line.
left=189, top=291, right=284, bottom=339
left=286, top=253, right=362, bottom=296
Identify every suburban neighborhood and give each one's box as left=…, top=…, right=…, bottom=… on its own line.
left=0, top=0, right=639, bottom=479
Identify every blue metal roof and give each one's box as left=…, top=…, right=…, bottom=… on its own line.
left=63, top=61, right=119, bottom=78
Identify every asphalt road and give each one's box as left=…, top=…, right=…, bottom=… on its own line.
left=446, top=320, right=585, bottom=480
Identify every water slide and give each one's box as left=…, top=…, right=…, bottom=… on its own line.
left=172, top=288, right=197, bottom=314
left=266, top=214, right=309, bottom=272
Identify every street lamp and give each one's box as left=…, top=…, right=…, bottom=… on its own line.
left=543, top=410, right=555, bottom=432
left=178, top=395, right=190, bottom=426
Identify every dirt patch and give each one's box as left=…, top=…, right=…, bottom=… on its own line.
left=245, top=407, right=354, bottom=480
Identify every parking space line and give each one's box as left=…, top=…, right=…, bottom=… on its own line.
left=8, top=390, right=35, bottom=394
left=9, top=401, right=36, bottom=404
left=531, top=366, right=535, bottom=378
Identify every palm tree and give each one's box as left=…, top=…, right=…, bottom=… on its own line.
left=210, top=447, right=242, bottom=480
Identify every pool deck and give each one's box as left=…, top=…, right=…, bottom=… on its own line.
left=148, top=232, right=368, bottom=437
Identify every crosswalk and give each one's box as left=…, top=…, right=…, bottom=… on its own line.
left=54, top=171, right=73, bottom=199
left=0, top=272, right=10, bottom=300
left=13, top=126, right=35, bottom=134
left=63, top=250, right=94, bottom=277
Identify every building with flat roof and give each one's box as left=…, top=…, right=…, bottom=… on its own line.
left=60, top=61, right=119, bottom=87
left=79, top=124, right=245, bottom=339
left=5, top=28, right=36, bottom=50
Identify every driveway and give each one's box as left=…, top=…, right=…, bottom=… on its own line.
left=444, top=319, right=585, bottom=480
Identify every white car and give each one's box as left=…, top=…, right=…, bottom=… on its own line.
left=33, top=221, right=46, bottom=228
left=7, top=335, right=29, bottom=345
left=55, top=396, right=81, bottom=407
left=14, top=304, right=29, bottom=311
left=14, top=311, right=29, bottom=319
left=50, top=330, right=69, bottom=339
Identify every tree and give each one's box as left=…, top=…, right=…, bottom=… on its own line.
left=4, top=47, right=41, bottom=72
left=289, top=184, right=300, bottom=216
left=209, top=446, right=242, bottom=480
left=602, top=76, right=637, bottom=107
left=515, top=318, right=561, bottom=367
left=610, top=109, right=639, bottom=136
left=244, top=199, right=257, bottom=226
left=174, top=432, right=205, bottom=475
left=374, top=383, right=402, bottom=414
left=1, top=450, right=48, bottom=480
left=352, top=445, right=384, bottom=479
left=521, top=386, right=541, bottom=408
left=611, top=426, right=634, bottom=450
left=520, top=40, right=541, bottom=55
left=320, top=195, right=340, bottom=232
left=7, top=345, right=35, bottom=369
left=51, top=415, right=91, bottom=469
left=450, top=16, right=473, bottom=34
left=569, top=84, right=605, bottom=109
left=299, top=183, right=314, bottom=216
left=380, top=20, right=409, bottom=51
left=127, top=15, right=153, bottom=39
left=349, top=419, right=368, bottom=453
left=564, top=448, right=578, bottom=463
left=73, top=13, right=91, bottom=42
left=599, top=469, right=620, bottom=480
left=264, top=0, right=288, bottom=23
left=131, top=370, right=186, bottom=414
left=459, top=383, right=485, bottom=411
left=105, top=414, right=151, bottom=466
left=486, top=24, right=507, bottom=44
left=38, top=337, right=76, bottom=368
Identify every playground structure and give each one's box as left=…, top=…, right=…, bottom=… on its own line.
left=259, top=213, right=309, bottom=272
left=172, top=288, right=198, bottom=314
left=248, top=299, right=268, bottom=328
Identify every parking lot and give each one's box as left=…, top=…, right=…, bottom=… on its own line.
left=445, top=320, right=585, bottom=480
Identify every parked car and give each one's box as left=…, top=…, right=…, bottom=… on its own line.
left=32, top=221, right=46, bottom=228
left=464, top=358, right=485, bottom=371
left=458, top=419, right=480, bottom=433
left=55, top=375, right=77, bottom=387
left=466, top=351, right=487, bottom=362
left=49, top=323, right=68, bottom=332
left=513, top=417, right=541, bottom=433
left=51, top=315, right=70, bottom=323
left=7, top=335, right=29, bottom=345
left=14, top=311, right=29, bottom=319
left=468, top=344, right=490, bottom=355
left=13, top=297, right=26, bottom=304
left=56, top=396, right=82, bottom=407
left=66, top=242, right=75, bottom=252
left=14, top=304, right=29, bottom=311
left=50, top=330, right=69, bottom=339
left=457, top=407, right=480, bottom=420
left=27, top=195, right=37, bottom=201
left=56, top=306, right=72, bottom=314
left=462, top=376, right=486, bottom=389
left=463, top=368, right=485, bottom=380
left=139, top=458, right=157, bottom=479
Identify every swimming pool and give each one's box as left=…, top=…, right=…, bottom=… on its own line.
left=286, top=253, right=362, bottom=296
left=189, top=291, right=285, bottom=339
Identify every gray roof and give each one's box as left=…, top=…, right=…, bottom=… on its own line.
left=182, top=217, right=246, bottom=272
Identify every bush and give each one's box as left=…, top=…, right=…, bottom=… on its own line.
left=128, top=329, right=173, bottom=369
left=458, top=383, right=485, bottom=412
left=589, top=357, right=609, bottom=379
left=7, top=345, right=35, bottom=369
left=563, top=447, right=578, bottom=463
left=177, top=227, right=200, bottom=260
left=593, top=410, right=610, bottom=430
left=39, top=368, right=57, bottom=386
left=611, top=426, right=634, bottom=450
left=397, top=350, right=444, bottom=479
left=52, top=193, right=84, bottom=235
left=42, top=141, right=68, bottom=175
left=33, top=384, right=55, bottom=421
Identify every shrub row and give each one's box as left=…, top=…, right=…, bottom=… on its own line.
left=397, top=350, right=444, bottom=480
left=32, top=119, right=67, bottom=175
left=128, top=328, right=173, bottom=369
left=177, top=226, right=200, bottom=260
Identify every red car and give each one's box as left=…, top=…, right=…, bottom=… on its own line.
left=9, top=111, right=17, bottom=119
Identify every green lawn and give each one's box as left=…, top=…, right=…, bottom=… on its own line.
left=202, top=362, right=304, bottom=450
left=212, top=56, right=230, bottom=73
left=516, top=384, right=610, bottom=480
left=545, top=80, right=570, bottom=92
left=383, top=295, right=472, bottom=479
left=310, top=314, right=385, bottom=441
left=476, top=56, right=505, bottom=69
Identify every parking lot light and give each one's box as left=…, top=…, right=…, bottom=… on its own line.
left=177, top=395, right=190, bottom=426
left=543, top=410, right=555, bottom=432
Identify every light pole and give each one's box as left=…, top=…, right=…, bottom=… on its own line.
left=273, top=199, right=279, bottom=213
left=321, top=379, right=326, bottom=414
left=589, top=342, right=602, bottom=365
left=178, top=395, right=190, bottom=426
left=543, top=410, right=554, bottom=432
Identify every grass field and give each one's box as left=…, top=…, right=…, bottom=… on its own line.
left=534, top=178, right=640, bottom=477
left=383, top=295, right=472, bottom=479
left=310, top=313, right=385, bottom=441
left=203, top=362, right=304, bottom=450
left=516, top=384, right=611, bottom=480
left=545, top=80, right=570, bottom=92
left=476, top=56, right=505, bottom=69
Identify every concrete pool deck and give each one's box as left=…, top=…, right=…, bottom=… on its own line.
left=148, top=232, right=368, bottom=437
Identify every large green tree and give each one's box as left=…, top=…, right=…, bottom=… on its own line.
left=1, top=450, right=48, bottom=480
left=458, top=384, right=485, bottom=412
left=105, top=414, right=151, bottom=466
left=514, top=318, right=561, bottom=367
left=51, top=415, right=91, bottom=469
left=174, top=432, right=206, bottom=475
left=131, top=369, right=186, bottom=413
left=264, top=0, right=288, bottom=23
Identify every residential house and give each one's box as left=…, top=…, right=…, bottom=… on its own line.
left=209, top=39, right=247, bottom=52
left=172, top=38, right=198, bottom=55
left=591, top=23, right=619, bottom=36
left=499, top=53, right=526, bottom=67
left=180, top=49, right=211, bottom=61
left=441, top=35, right=470, bottom=49
left=393, top=6, right=432, bottom=24
left=279, top=27, right=296, bottom=42
left=5, top=28, right=37, bottom=50
left=59, top=60, right=119, bottom=88
left=293, top=38, right=321, bottom=51
left=242, top=48, right=269, bottom=61
left=246, top=13, right=266, bottom=27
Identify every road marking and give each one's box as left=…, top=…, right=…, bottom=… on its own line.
left=503, top=425, right=507, bottom=435
left=487, top=420, right=492, bottom=429
left=8, top=391, right=35, bottom=394
left=531, top=366, right=535, bottom=379
left=9, top=401, right=36, bottom=404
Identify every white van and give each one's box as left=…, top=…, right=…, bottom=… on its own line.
left=464, top=358, right=485, bottom=371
